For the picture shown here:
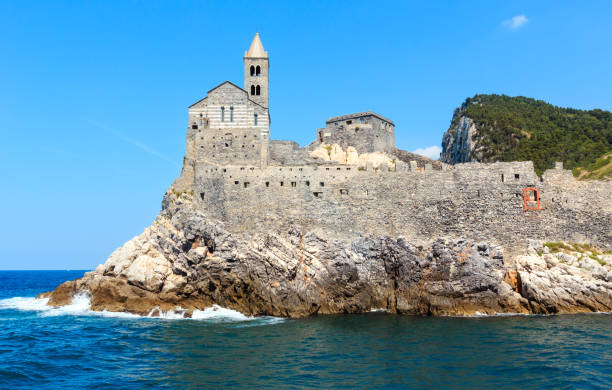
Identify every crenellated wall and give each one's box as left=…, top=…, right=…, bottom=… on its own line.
left=189, top=160, right=612, bottom=259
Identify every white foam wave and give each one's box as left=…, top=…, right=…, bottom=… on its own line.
left=370, top=308, right=387, bottom=313
left=0, top=295, right=283, bottom=323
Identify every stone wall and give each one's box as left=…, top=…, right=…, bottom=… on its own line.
left=191, top=160, right=612, bottom=259
left=317, top=112, right=395, bottom=154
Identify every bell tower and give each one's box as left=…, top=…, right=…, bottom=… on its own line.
left=244, top=33, right=269, bottom=109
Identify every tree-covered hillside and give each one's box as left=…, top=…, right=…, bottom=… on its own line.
left=449, top=94, right=612, bottom=176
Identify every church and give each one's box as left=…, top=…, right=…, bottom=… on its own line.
left=187, top=33, right=271, bottom=168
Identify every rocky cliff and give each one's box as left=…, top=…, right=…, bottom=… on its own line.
left=42, top=190, right=612, bottom=318
left=440, top=115, right=480, bottom=164
left=440, top=94, right=612, bottom=174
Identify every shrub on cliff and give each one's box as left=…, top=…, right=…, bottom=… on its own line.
left=449, top=94, right=612, bottom=175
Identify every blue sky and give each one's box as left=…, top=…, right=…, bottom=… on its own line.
left=1, top=1, right=611, bottom=269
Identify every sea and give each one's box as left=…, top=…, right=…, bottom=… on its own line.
left=0, top=271, right=610, bottom=389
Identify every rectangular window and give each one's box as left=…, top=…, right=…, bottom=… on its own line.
left=221, top=107, right=225, bottom=122
left=230, top=107, right=234, bottom=122
left=254, top=113, right=258, bottom=126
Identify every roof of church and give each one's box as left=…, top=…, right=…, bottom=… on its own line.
left=188, top=80, right=268, bottom=110
left=244, top=33, right=268, bottom=58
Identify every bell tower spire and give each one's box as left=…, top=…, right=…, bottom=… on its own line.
left=244, top=33, right=269, bottom=109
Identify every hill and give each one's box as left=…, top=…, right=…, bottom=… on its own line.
left=440, top=94, right=612, bottom=177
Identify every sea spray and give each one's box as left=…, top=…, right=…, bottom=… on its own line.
left=0, top=295, right=284, bottom=323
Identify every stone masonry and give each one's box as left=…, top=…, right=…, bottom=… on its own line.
left=175, top=33, right=612, bottom=260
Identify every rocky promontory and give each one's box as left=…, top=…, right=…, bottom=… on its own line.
left=42, top=191, right=612, bottom=318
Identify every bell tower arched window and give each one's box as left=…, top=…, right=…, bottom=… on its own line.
left=256, top=85, right=260, bottom=95
left=251, top=85, right=255, bottom=95
left=250, top=65, right=255, bottom=76
left=256, top=65, right=261, bottom=76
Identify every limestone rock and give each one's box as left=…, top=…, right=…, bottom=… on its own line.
left=440, top=116, right=481, bottom=164
left=44, top=195, right=612, bottom=318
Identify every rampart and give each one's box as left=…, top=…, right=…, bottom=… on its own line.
left=186, top=160, right=612, bottom=260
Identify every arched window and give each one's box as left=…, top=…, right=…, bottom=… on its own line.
left=256, top=65, right=261, bottom=76
left=256, top=85, right=260, bottom=95
left=250, top=65, right=255, bottom=76
left=254, top=113, right=258, bottom=125
left=221, top=106, right=225, bottom=122
left=230, top=106, right=234, bottom=122
left=251, top=85, right=255, bottom=95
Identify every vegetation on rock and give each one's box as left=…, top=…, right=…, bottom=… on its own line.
left=449, top=94, right=612, bottom=176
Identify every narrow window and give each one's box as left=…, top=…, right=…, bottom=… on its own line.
left=265, top=181, right=270, bottom=187
left=291, top=182, right=296, bottom=187
left=230, top=106, right=234, bottom=122
left=501, top=174, right=504, bottom=182
left=280, top=181, right=284, bottom=186
left=320, top=182, right=324, bottom=187
left=305, top=181, right=310, bottom=186
left=251, top=85, right=255, bottom=95
left=244, top=182, right=249, bottom=188
left=254, top=113, right=258, bottom=125
left=221, top=106, right=225, bottom=122
left=514, top=174, right=520, bottom=180
left=256, top=65, right=261, bottom=76
left=256, top=85, right=261, bottom=95
left=250, top=65, right=255, bottom=76
left=200, top=192, right=205, bottom=200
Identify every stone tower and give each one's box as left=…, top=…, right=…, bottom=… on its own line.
left=244, top=33, right=269, bottom=109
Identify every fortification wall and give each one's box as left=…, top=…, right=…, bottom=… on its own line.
left=192, top=161, right=612, bottom=259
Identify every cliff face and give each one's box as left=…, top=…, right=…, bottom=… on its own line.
left=43, top=191, right=612, bottom=318
left=440, top=115, right=480, bottom=164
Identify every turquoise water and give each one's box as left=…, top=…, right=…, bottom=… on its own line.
left=0, top=271, right=611, bottom=389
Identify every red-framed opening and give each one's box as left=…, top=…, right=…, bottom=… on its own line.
left=523, top=187, right=541, bottom=210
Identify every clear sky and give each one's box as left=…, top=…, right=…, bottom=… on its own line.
left=1, top=1, right=611, bottom=270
